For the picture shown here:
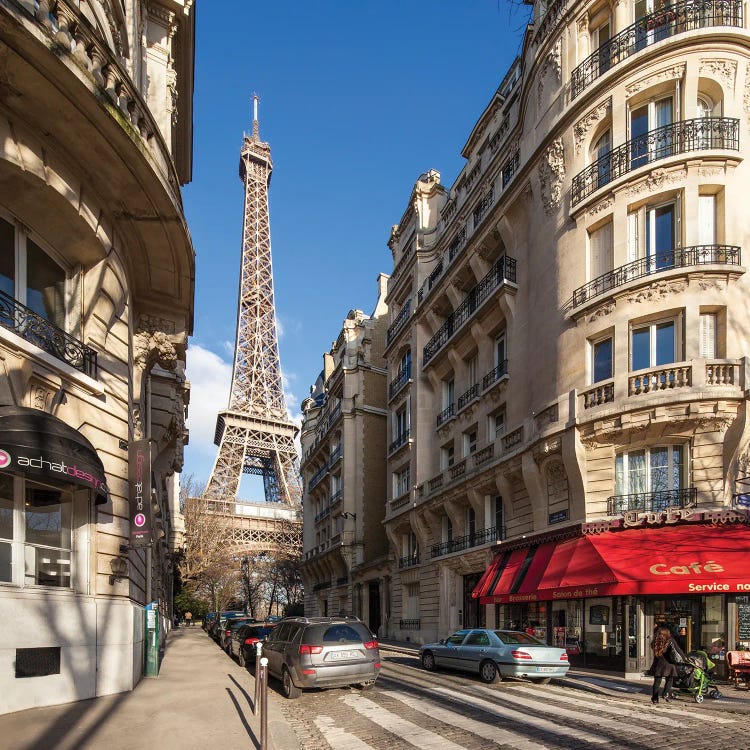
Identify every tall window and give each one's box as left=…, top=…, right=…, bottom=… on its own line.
left=394, top=405, right=409, bottom=440
left=630, top=96, right=673, bottom=168
left=492, top=496, right=504, bottom=533
left=394, top=466, right=410, bottom=498
left=442, top=377, right=455, bottom=409
left=467, top=354, right=478, bottom=387
left=589, top=221, right=613, bottom=281
left=489, top=408, right=506, bottom=441
left=591, top=335, right=613, bottom=383
left=615, top=445, right=685, bottom=502
left=631, top=316, right=681, bottom=370
left=699, top=313, right=717, bottom=358
left=442, top=515, right=453, bottom=544
left=0, top=215, right=67, bottom=330
left=698, top=195, right=716, bottom=246
left=0, top=473, right=85, bottom=588
left=495, top=331, right=507, bottom=367
left=592, top=130, right=611, bottom=189
left=442, top=443, right=455, bottom=469
left=464, top=429, right=477, bottom=456
left=591, top=17, right=611, bottom=74
left=398, top=349, right=411, bottom=377
left=627, top=199, right=681, bottom=267
left=466, top=507, right=476, bottom=540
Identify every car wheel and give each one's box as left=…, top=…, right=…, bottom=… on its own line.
left=531, top=677, right=552, bottom=685
left=421, top=651, right=436, bottom=672
left=282, top=667, right=301, bottom=699
left=479, top=660, right=499, bottom=684
left=238, top=649, right=245, bottom=668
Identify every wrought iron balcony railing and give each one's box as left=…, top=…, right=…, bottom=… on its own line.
left=436, top=403, right=455, bottom=428
left=502, top=151, right=520, bottom=188
left=398, top=553, right=420, bottom=569
left=399, top=618, right=421, bottom=630
left=430, top=526, right=505, bottom=558
left=607, top=487, right=697, bottom=515
left=0, top=289, right=97, bottom=377
left=314, top=506, right=331, bottom=522
left=424, top=255, right=516, bottom=364
left=571, top=118, right=739, bottom=206
left=389, top=365, right=411, bottom=400
left=457, top=383, right=479, bottom=411
left=389, top=429, right=410, bottom=455
left=571, top=0, right=743, bottom=99
left=387, top=299, right=411, bottom=345
left=570, top=245, right=741, bottom=308
left=482, top=359, right=509, bottom=390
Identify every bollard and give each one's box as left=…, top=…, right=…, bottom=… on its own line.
left=259, top=656, right=269, bottom=750
left=254, top=640, right=263, bottom=715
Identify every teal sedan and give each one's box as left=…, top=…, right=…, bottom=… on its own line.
left=419, top=629, right=569, bottom=684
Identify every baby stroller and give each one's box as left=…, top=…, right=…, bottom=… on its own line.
left=669, top=645, right=722, bottom=702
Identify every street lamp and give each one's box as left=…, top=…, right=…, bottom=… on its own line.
left=109, top=555, right=129, bottom=585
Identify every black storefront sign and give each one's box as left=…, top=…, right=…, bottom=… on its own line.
left=128, top=439, right=153, bottom=547
left=738, top=596, right=750, bottom=640
left=0, top=404, right=108, bottom=503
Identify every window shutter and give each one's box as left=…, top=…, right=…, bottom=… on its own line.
left=699, top=313, right=716, bottom=358
left=698, top=195, right=716, bottom=246
left=627, top=212, right=639, bottom=262
left=590, top=222, right=613, bottom=279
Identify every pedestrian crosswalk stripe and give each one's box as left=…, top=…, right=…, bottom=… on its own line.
left=313, top=715, right=374, bottom=750
left=341, top=694, right=468, bottom=749
left=431, top=687, right=610, bottom=745
left=473, top=684, right=654, bottom=736
left=526, top=684, right=737, bottom=724
left=383, top=689, right=549, bottom=749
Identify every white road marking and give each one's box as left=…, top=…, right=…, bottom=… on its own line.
left=431, top=686, right=611, bottom=745
left=473, top=684, right=654, bottom=736
left=341, top=694, right=468, bottom=750
left=312, top=715, right=374, bottom=750
left=383, top=689, right=549, bottom=749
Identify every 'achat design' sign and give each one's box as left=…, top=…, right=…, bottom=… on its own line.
left=129, top=439, right=153, bottom=547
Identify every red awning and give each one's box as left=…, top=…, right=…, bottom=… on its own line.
left=475, top=524, right=750, bottom=604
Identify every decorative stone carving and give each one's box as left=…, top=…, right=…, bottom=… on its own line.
left=698, top=278, right=726, bottom=292
left=538, top=139, right=565, bottom=215
left=538, top=39, right=562, bottom=107
left=744, top=62, right=750, bottom=126
left=626, top=279, right=687, bottom=303
left=699, top=59, right=738, bottom=90
left=625, top=167, right=687, bottom=197
left=625, top=63, right=685, bottom=96
left=29, top=383, right=53, bottom=411
left=695, top=166, right=723, bottom=178
left=585, top=300, right=615, bottom=324
left=574, top=99, right=611, bottom=154
left=586, top=196, right=614, bottom=218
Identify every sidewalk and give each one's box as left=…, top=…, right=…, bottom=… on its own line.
left=379, top=638, right=750, bottom=713
left=0, top=627, right=300, bottom=750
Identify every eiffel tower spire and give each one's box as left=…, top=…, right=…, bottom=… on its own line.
left=204, top=97, right=301, bottom=511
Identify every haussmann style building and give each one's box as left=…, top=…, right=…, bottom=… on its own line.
left=0, top=0, right=195, bottom=712
left=300, top=275, right=390, bottom=634
left=380, top=0, right=750, bottom=676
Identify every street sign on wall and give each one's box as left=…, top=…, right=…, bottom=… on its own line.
left=129, top=439, right=153, bottom=547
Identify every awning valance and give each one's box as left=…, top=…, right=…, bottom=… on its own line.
left=0, top=405, right=109, bottom=503
left=474, top=524, right=750, bottom=604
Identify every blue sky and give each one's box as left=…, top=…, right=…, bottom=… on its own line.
left=182, top=1, right=529, bottom=492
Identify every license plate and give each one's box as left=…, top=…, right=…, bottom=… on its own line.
left=328, top=650, right=359, bottom=661
left=537, top=667, right=555, bottom=672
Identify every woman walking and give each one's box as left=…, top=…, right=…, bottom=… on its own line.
left=650, top=627, right=678, bottom=704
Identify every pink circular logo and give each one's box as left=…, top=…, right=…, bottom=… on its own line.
left=134, top=513, right=146, bottom=528
left=0, top=450, right=10, bottom=469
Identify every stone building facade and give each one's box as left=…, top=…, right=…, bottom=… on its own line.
left=0, top=0, right=195, bottom=712
left=300, top=275, right=389, bottom=634
left=383, top=0, right=750, bottom=672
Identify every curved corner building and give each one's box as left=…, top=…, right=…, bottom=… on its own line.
left=384, top=0, right=750, bottom=674
left=0, top=1, right=195, bottom=710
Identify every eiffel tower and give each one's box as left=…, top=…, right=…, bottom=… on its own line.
left=203, top=96, right=301, bottom=554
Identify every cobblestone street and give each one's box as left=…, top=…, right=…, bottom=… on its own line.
left=276, top=648, right=750, bottom=750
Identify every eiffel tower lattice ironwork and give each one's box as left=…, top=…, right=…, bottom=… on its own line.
left=204, top=96, right=301, bottom=554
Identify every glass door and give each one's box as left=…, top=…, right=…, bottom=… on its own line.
left=646, top=203, right=675, bottom=271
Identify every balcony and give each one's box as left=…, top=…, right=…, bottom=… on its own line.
left=473, top=186, right=496, bottom=226
left=570, top=245, right=741, bottom=309
left=502, top=426, right=524, bottom=451
left=482, top=359, right=509, bottom=391
left=581, top=381, right=615, bottom=409
left=389, top=365, right=411, bottom=400
left=430, top=526, right=505, bottom=558
left=571, top=0, right=743, bottom=99
left=457, top=383, right=479, bottom=411
left=314, top=507, right=330, bottom=523
left=390, top=491, right=410, bottom=511
left=436, top=403, right=455, bottom=428
left=607, top=487, right=697, bottom=515
left=330, top=489, right=342, bottom=506
left=0, top=289, right=97, bottom=377
left=629, top=364, right=691, bottom=395
left=389, top=429, right=410, bottom=455
left=387, top=299, right=412, bottom=346
left=502, top=151, right=520, bottom=188
left=308, top=464, right=329, bottom=491
left=398, top=553, right=420, bottom=569
left=423, top=255, right=517, bottom=365
left=329, top=444, right=342, bottom=466
left=571, top=118, right=739, bottom=207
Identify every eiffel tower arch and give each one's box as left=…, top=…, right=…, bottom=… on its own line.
left=203, top=96, right=302, bottom=558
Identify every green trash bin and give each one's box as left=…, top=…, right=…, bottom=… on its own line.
left=144, top=601, right=159, bottom=677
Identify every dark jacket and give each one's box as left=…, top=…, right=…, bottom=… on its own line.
left=650, top=637, right=684, bottom=677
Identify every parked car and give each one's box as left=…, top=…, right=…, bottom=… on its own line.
left=209, top=611, right=246, bottom=641
left=202, top=612, right=217, bottom=631
left=219, top=616, right=256, bottom=651
left=419, top=629, right=569, bottom=684
left=230, top=622, right=276, bottom=667
left=262, top=616, right=380, bottom=699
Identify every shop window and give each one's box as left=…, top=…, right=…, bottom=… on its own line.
left=630, top=314, right=682, bottom=370
left=0, top=215, right=67, bottom=330
left=590, top=334, right=613, bottom=383
left=0, top=472, right=88, bottom=589
left=615, top=445, right=685, bottom=502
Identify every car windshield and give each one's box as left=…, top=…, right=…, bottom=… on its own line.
left=494, top=631, right=545, bottom=645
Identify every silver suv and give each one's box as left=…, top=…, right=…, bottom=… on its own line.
left=262, top=616, right=381, bottom=699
